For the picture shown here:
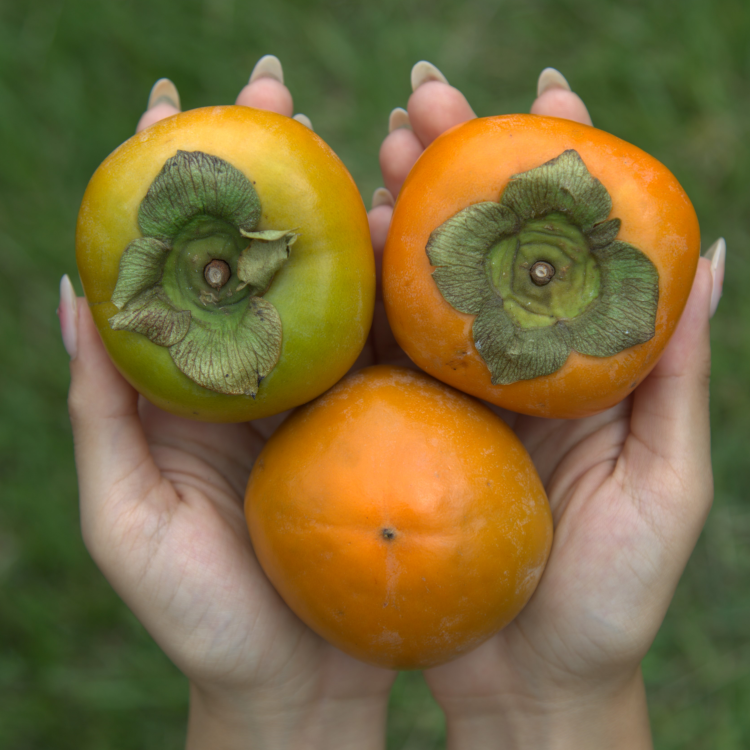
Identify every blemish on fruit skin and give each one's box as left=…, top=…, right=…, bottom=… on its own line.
left=446, top=350, right=469, bottom=371
left=381, top=528, right=396, bottom=541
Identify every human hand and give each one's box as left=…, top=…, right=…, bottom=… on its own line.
left=61, top=56, right=396, bottom=750
left=372, top=63, right=723, bottom=749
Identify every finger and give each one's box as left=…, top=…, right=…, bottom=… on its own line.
left=235, top=55, right=294, bottom=116
left=407, top=61, right=476, bottom=147
left=368, top=198, right=393, bottom=279
left=366, top=194, right=409, bottom=367
left=63, top=283, right=167, bottom=536
left=136, top=78, right=181, bottom=133
left=620, top=257, right=713, bottom=527
left=530, top=68, right=592, bottom=126
left=379, top=120, right=424, bottom=199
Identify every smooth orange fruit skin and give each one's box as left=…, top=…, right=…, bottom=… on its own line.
left=383, top=115, right=701, bottom=419
left=76, top=106, right=375, bottom=422
left=245, top=365, right=552, bottom=670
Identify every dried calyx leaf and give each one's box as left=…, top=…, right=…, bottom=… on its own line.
left=111, top=238, right=170, bottom=310
left=108, top=150, right=294, bottom=397
left=138, top=150, right=262, bottom=239
left=170, top=298, right=282, bottom=396
left=427, top=150, right=659, bottom=384
left=237, top=230, right=299, bottom=295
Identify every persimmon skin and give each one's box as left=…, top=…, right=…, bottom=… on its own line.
left=383, top=114, right=701, bottom=419
left=245, top=365, right=552, bottom=670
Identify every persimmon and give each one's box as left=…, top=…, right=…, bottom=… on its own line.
left=76, top=106, right=375, bottom=422
left=245, top=365, right=553, bottom=670
left=383, top=114, right=701, bottom=418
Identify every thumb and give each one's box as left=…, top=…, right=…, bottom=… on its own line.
left=59, top=276, right=162, bottom=548
left=621, top=257, right=714, bottom=535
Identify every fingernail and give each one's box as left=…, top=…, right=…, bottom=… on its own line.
left=293, top=113, right=313, bottom=130
left=388, top=107, right=411, bottom=133
left=703, top=237, right=725, bottom=318
left=537, top=68, right=571, bottom=97
left=58, top=274, right=79, bottom=360
left=147, top=78, right=181, bottom=110
left=411, top=61, right=448, bottom=92
left=371, top=187, right=395, bottom=209
left=250, top=55, right=284, bottom=84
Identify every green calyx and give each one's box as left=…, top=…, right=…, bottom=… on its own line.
left=426, top=150, right=659, bottom=384
left=109, top=150, right=297, bottom=396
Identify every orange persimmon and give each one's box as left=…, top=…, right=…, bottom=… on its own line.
left=383, top=114, right=700, bottom=418
left=245, top=365, right=552, bottom=670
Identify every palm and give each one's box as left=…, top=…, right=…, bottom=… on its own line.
left=98, top=401, right=395, bottom=697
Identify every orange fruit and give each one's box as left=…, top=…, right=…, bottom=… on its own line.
left=245, top=365, right=552, bottom=669
left=383, top=114, right=700, bottom=418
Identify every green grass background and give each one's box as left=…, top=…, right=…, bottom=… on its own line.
left=1, top=0, right=748, bottom=747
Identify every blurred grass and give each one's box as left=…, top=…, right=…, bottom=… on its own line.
left=1, top=0, right=748, bottom=747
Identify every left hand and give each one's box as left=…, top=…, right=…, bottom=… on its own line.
left=62, top=56, right=397, bottom=750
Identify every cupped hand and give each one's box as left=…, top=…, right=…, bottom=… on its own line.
left=371, top=63, right=721, bottom=748
left=63, top=56, right=395, bottom=750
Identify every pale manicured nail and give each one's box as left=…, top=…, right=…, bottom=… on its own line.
left=703, top=237, right=726, bottom=318
left=388, top=107, right=411, bottom=133
left=148, top=78, right=181, bottom=110
left=58, top=274, right=79, bottom=360
left=250, top=55, right=284, bottom=84
left=371, top=187, right=395, bottom=209
left=537, top=68, right=571, bottom=97
left=411, top=61, right=448, bottom=91
left=293, top=113, right=313, bottom=130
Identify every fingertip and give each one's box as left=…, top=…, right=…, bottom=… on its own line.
left=368, top=203, right=393, bottom=255
left=136, top=102, right=180, bottom=133
left=411, top=60, right=449, bottom=91
left=136, top=79, right=181, bottom=133
left=407, top=81, right=475, bottom=146
left=379, top=127, right=424, bottom=198
left=685, top=256, right=714, bottom=328
left=148, top=78, right=180, bottom=109
left=236, top=75, right=294, bottom=116
left=703, top=238, right=726, bottom=318
left=58, top=274, right=79, bottom=359
left=388, top=107, right=411, bottom=133
left=530, top=87, right=592, bottom=126
left=371, top=187, right=395, bottom=209
left=250, top=54, right=284, bottom=84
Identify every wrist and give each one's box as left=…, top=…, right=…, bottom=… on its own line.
left=440, top=668, right=652, bottom=750
left=186, top=681, right=389, bottom=750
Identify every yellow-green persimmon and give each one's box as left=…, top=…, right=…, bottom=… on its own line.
left=76, top=106, right=375, bottom=421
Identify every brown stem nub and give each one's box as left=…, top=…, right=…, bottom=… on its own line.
left=530, top=261, right=555, bottom=286
left=204, top=259, right=231, bottom=289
